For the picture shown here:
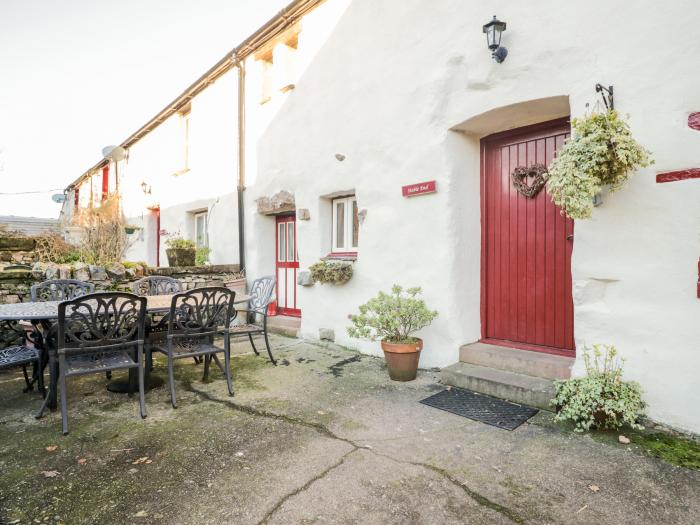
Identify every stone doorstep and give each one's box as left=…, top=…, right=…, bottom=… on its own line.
left=266, top=315, right=301, bottom=338
left=459, top=342, right=574, bottom=380
left=441, top=362, right=555, bottom=412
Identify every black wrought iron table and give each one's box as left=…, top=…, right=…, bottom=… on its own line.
left=0, top=293, right=250, bottom=417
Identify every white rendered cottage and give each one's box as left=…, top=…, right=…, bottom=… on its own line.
left=62, top=0, right=700, bottom=434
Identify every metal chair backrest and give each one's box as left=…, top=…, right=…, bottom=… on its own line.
left=132, top=276, right=182, bottom=296
left=249, top=276, right=275, bottom=314
left=57, top=292, right=146, bottom=357
left=31, top=279, right=95, bottom=302
left=167, top=287, right=236, bottom=341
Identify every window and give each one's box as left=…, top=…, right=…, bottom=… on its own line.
left=194, top=211, right=208, bottom=249
left=332, top=196, right=359, bottom=254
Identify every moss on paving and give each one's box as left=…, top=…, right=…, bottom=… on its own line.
left=530, top=411, right=700, bottom=471
left=0, top=352, right=277, bottom=524
left=631, top=432, right=700, bottom=470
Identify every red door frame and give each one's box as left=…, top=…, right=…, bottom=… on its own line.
left=101, top=165, right=109, bottom=201
left=275, top=214, right=301, bottom=317
left=479, top=117, right=575, bottom=357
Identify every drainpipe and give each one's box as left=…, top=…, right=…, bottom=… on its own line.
left=236, top=58, right=246, bottom=274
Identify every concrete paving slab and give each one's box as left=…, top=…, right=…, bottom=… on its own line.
left=0, top=334, right=698, bottom=525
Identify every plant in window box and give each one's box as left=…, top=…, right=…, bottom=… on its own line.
left=552, top=344, right=645, bottom=432
left=309, top=259, right=353, bottom=284
left=165, top=236, right=196, bottom=267
left=546, top=110, right=653, bottom=219
left=347, top=285, right=438, bottom=381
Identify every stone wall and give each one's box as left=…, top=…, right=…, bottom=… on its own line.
left=0, top=236, right=242, bottom=304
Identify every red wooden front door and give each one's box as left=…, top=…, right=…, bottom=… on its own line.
left=481, top=119, right=574, bottom=356
left=275, top=214, right=301, bottom=317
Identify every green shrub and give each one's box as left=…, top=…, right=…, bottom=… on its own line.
left=165, top=236, right=195, bottom=250
left=195, top=247, right=211, bottom=266
left=309, top=259, right=353, bottom=284
left=347, top=285, right=438, bottom=344
left=546, top=110, right=653, bottom=219
left=552, top=344, right=645, bottom=432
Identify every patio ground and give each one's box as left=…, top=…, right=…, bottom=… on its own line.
left=1, top=335, right=698, bottom=524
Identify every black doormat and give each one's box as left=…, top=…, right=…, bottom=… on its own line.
left=419, top=387, right=538, bottom=430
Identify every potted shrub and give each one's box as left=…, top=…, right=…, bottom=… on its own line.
left=552, top=344, right=645, bottom=432
left=165, top=236, right=196, bottom=267
left=348, top=285, right=438, bottom=381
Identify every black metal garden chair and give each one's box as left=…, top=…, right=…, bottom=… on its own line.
left=152, top=287, right=236, bottom=408
left=131, top=276, right=182, bottom=297
left=56, top=292, right=147, bottom=434
left=229, top=276, right=277, bottom=365
left=30, top=279, right=95, bottom=302
left=131, top=276, right=191, bottom=365
left=0, top=342, right=43, bottom=394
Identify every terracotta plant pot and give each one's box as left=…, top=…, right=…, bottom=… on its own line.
left=165, top=248, right=195, bottom=267
left=381, top=339, right=423, bottom=382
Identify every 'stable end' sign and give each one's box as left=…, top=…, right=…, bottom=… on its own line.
left=402, top=180, right=437, bottom=197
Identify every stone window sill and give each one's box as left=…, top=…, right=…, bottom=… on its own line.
left=323, top=253, right=357, bottom=262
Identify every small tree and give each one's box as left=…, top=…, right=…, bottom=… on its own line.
left=73, top=195, right=129, bottom=264
left=347, top=285, right=438, bottom=344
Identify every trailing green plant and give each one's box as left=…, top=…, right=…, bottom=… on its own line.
left=309, top=259, right=353, bottom=284
left=165, top=236, right=195, bottom=250
left=552, top=344, right=645, bottom=432
left=195, top=247, right=211, bottom=266
left=347, top=285, right=438, bottom=344
left=546, top=110, right=653, bottom=219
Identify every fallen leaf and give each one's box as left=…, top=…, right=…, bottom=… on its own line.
left=132, top=456, right=149, bottom=465
left=145, top=460, right=152, bottom=464
left=618, top=435, right=631, bottom=444
left=78, top=458, right=87, bottom=465
left=134, top=510, right=148, bottom=518
left=41, top=470, right=60, bottom=478
left=588, top=484, right=600, bottom=493
left=45, top=445, right=58, bottom=452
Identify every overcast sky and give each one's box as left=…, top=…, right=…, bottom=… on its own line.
left=0, top=0, right=289, bottom=218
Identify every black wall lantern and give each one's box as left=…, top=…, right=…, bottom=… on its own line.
left=483, top=15, right=507, bottom=63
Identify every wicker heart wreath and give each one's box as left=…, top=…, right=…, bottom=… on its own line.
left=511, top=164, right=548, bottom=198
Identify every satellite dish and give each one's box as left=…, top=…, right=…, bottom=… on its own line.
left=51, top=193, right=66, bottom=203
left=102, top=145, right=126, bottom=161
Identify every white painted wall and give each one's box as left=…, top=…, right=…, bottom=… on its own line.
left=249, top=0, right=700, bottom=432
left=76, top=68, right=242, bottom=267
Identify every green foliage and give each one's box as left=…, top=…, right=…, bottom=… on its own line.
left=195, top=247, right=211, bottom=266
left=54, top=250, right=81, bottom=264
left=546, top=110, right=653, bottom=219
left=631, top=432, right=700, bottom=470
left=309, top=259, right=353, bottom=284
left=552, top=344, right=645, bottom=432
left=347, top=285, right=438, bottom=344
left=165, top=236, right=195, bottom=250
left=122, top=261, right=147, bottom=269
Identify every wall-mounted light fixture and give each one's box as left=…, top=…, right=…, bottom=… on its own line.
left=483, top=15, right=507, bottom=63
left=140, top=181, right=151, bottom=195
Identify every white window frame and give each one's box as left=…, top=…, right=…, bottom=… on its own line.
left=331, top=196, right=358, bottom=254
left=194, top=211, right=208, bottom=249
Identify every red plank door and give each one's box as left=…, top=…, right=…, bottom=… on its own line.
left=481, top=118, right=575, bottom=357
left=275, top=214, right=301, bottom=317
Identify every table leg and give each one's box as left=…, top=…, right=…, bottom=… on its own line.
left=36, top=351, right=57, bottom=418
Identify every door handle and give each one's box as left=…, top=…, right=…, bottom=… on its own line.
left=566, top=234, right=574, bottom=241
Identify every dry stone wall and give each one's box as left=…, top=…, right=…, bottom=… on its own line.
left=0, top=236, right=242, bottom=304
